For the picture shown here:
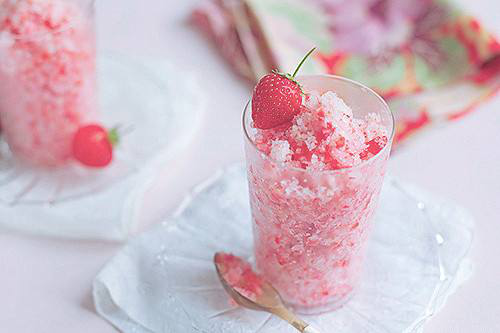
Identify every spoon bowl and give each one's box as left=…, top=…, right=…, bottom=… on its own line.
left=214, top=252, right=283, bottom=311
left=213, top=252, right=321, bottom=333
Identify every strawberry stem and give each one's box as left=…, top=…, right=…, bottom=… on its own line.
left=108, top=127, right=120, bottom=146
left=291, top=47, right=316, bottom=79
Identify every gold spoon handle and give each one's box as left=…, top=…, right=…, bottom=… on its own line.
left=271, top=307, right=322, bottom=332
left=271, top=306, right=307, bottom=331
left=303, top=326, right=322, bottom=333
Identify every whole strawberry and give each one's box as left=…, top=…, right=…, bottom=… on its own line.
left=72, top=124, right=119, bottom=168
left=252, top=47, right=316, bottom=129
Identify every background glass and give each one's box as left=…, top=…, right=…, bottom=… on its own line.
left=0, top=0, right=97, bottom=167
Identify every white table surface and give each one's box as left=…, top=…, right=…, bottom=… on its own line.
left=0, top=1, right=499, bottom=332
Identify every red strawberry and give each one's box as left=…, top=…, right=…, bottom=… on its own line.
left=251, top=73, right=302, bottom=129
left=251, top=47, right=316, bottom=129
left=72, top=124, right=119, bottom=168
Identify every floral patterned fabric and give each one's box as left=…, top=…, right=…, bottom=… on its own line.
left=192, top=0, right=499, bottom=146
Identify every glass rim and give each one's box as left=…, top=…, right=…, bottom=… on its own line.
left=242, top=74, right=396, bottom=174
left=1, top=0, right=95, bottom=41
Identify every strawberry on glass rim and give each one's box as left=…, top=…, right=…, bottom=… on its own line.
left=72, top=124, right=119, bottom=168
left=251, top=47, right=316, bottom=130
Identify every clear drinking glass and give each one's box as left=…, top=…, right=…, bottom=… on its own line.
left=243, top=75, right=395, bottom=314
left=0, top=0, right=97, bottom=167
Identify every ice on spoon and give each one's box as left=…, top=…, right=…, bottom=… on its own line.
left=214, top=252, right=322, bottom=333
left=214, top=252, right=264, bottom=303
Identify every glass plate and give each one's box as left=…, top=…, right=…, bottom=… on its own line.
left=0, top=54, right=203, bottom=205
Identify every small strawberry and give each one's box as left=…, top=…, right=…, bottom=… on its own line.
left=72, top=124, right=119, bottom=168
left=252, top=47, right=316, bottom=129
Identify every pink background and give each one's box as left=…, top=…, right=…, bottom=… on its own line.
left=0, top=0, right=499, bottom=332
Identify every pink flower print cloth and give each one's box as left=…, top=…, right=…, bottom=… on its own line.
left=191, top=0, right=499, bottom=147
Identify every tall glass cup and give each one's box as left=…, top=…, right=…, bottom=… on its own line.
left=0, top=0, right=97, bottom=167
left=243, top=75, right=394, bottom=313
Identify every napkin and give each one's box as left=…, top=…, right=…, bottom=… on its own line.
left=94, top=165, right=474, bottom=332
left=192, top=0, right=500, bottom=147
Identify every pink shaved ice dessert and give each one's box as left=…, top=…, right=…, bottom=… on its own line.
left=0, top=0, right=97, bottom=167
left=244, top=75, right=393, bottom=312
left=253, top=90, right=388, bottom=170
left=215, top=252, right=264, bottom=303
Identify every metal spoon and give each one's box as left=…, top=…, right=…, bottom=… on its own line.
left=214, top=252, right=321, bottom=333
